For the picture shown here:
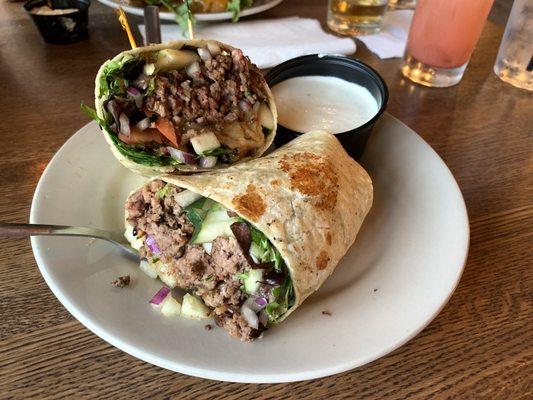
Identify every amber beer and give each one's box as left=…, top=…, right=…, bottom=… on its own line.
left=327, top=0, right=388, bottom=36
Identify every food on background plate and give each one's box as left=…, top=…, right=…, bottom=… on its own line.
left=124, top=0, right=254, bottom=23
left=83, top=40, right=277, bottom=176
left=124, top=130, right=373, bottom=341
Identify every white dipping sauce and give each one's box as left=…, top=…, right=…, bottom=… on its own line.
left=271, top=76, right=379, bottom=134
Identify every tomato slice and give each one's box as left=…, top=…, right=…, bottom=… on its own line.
left=155, top=117, right=179, bottom=147
left=119, top=127, right=163, bottom=145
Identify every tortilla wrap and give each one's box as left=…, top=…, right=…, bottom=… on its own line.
left=127, top=130, right=372, bottom=323
left=95, top=40, right=277, bottom=177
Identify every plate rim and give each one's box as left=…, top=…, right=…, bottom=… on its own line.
left=96, top=0, right=284, bottom=22
left=30, top=114, right=469, bottom=383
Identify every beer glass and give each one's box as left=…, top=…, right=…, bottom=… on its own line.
left=327, top=0, right=389, bottom=36
left=401, top=0, right=494, bottom=87
left=493, top=0, right=532, bottom=91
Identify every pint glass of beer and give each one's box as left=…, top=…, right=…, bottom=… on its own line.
left=327, top=0, right=389, bottom=36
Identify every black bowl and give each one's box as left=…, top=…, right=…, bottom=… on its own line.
left=24, top=0, right=89, bottom=45
left=265, top=55, right=389, bottom=159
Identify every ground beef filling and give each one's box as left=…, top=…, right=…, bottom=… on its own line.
left=143, top=49, right=267, bottom=151
left=125, top=180, right=263, bottom=341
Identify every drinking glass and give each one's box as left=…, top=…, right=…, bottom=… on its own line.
left=493, top=0, right=532, bottom=91
left=401, top=0, right=494, bottom=87
left=388, top=0, right=416, bottom=10
left=327, top=0, right=389, bottom=36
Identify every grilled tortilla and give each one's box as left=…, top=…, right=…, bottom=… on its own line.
left=94, top=40, right=277, bottom=177
left=124, top=131, right=372, bottom=340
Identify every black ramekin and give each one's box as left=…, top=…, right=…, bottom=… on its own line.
left=265, top=55, right=389, bottom=159
left=24, top=0, right=90, bottom=45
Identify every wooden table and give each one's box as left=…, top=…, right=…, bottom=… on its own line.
left=1, top=1, right=531, bottom=398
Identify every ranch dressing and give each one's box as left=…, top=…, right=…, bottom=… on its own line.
left=271, top=76, right=378, bottom=134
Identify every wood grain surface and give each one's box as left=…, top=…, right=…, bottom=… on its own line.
left=0, top=1, right=531, bottom=399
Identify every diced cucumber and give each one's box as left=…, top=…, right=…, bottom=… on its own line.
left=173, top=190, right=203, bottom=208
left=204, top=209, right=233, bottom=223
left=124, top=225, right=136, bottom=243
left=259, top=103, right=274, bottom=130
left=155, top=49, right=200, bottom=72
left=244, top=269, right=264, bottom=295
left=125, top=225, right=144, bottom=250
left=181, top=294, right=210, bottom=319
left=202, top=242, right=212, bottom=254
left=161, top=296, right=181, bottom=317
left=190, top=132, right=221, bottom=154
left=250, top=242, right=264, bottom=263
left=193, top=219, right=237, bottom=244
left=139, top=259, right=158, bottom=279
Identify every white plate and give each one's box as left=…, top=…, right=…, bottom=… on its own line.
left=97, top=0, right=284, bottom=22
left=30, top=114, right=469, bottom=383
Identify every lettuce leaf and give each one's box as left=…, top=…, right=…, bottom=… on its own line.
left=227, top=0, right=254, bottom=22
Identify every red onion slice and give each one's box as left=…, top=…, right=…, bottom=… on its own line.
left=118, top=113, right=131, bottom=136
left=240, top=304, right=259, bottom=329
left=199, top=156, right=217, bottom=168
left=167, top=147, right=198, bottom=165
left=145, top=235, right=160, bottom=254
left=255, top=297, right=268, bottom=307
left=149, top=287, right=170, bottom=306
left=243, top=297, right=265, bottom=313
left=127, top=87, right=143, bottom=108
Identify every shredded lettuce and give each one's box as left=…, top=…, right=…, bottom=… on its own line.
left=183, top=195, right=296, bottom=323
left=157, top=183, right=171, bottom=199
left=227, top=0, right=254, bottom=22
left=183, top=197, right=210, bottom=242
left=99, top=57, right=144, bottom=97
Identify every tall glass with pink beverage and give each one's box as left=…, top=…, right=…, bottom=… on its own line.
left=402, top=0, right=494, bottom=87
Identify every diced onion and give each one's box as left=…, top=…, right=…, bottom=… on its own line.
left=119, top=113, right=130, bottom=136
left=199, top=156, right=217, bottom=169
left=243, top=297, right=265, bottom=313
left=255, top=297, right=268, bottom=307
left=136, top=117, right=150, bottom=131
left=239, top=100, right=252, bottom=114
left=167, top=147, right=198, bottom=165
left=145, top=235, right=160, bottom=254
left=198, top=47, right=212, bottom=61
left=186, top=61, right=201, bottom=78
left=240, top=304, right=259, bottom=329
left=149, top=287, right=170, bottom=306
left=206, top=41, right=221, bottom=56
left=127, top=87, right=143, bottom=108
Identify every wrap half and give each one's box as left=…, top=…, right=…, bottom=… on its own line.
left=91, top=40, right=277, bottom=176
left=124, top=131, right=373, bottom=341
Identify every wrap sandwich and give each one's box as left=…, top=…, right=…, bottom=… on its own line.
left=86, top=40, right=277, bottom=176
left=124, top=131, right=373, bottom=341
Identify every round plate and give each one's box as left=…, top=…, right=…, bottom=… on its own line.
left=97, top=0, right=284, bottom=22
left=30, top=114, right=469, bottom=383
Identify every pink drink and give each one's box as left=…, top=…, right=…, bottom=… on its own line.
left=406, top=0, right=494, bottom=69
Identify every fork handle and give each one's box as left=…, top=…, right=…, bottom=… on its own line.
left=0, top=223, right=56, bottom=237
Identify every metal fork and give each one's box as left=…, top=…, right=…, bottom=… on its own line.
left=0, top=223, right=139, bottom=257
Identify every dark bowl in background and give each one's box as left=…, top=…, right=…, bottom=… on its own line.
left=24, top=0, right=89, bottom=44
left=265, top=55, right=389, bottom=159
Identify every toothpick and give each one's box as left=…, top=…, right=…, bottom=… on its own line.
left=185, top=0, right=195, bottom=40
left=116, top=7, right=137, bottom=49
